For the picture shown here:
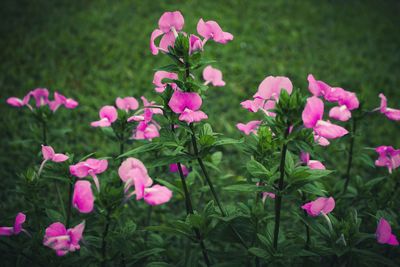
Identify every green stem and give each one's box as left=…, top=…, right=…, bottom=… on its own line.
left=66, top=177, right=75, bottom=228
left=189, top=124, right=248, bottom=249
left=343, top=118, right=357, bottom=193
left=273, top=126, right=290, bottom=250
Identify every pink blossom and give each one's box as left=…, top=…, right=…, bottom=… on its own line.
left=377, top=93, right=400, bottom=121
left=169, top=163, right=189, bottom=176
left=261, top=192, right=275, bottom=203
left=196, top=18, right=233, bottom=44
left=49, top=92, right=78, bottom=112
left=70, top=158, right=108, bottom=192
left=189, top=34, right=203, bottom=54
left=6, top=94, right=32, bottom=109
left=0, top=212, right=27, bottom=236
left=376, top=218, right=399, bottom=246
left=203, top=66, right=225, bottom=87
left=150, top=11, right=184, bottom=55
left=375, top=145, right=400, bottom=173
left=38, top=145, right=69, bottom=176
left=72, top=180, right=94, bottom=213
left=153, top=71, right=178, bottom=93
left=253, top=76, right=293, bottom=100
left=30, top=88, right=49, bottom=107
left=307, top=74, right=332, bottom=97
left=119, top=158, right=172, bottom=205
left=91, top=106, right=118, bottom=127
left=240, top=98, right=265, bottom=113
left=329, top=105, right=352, bottom=121
left=43, top=221, right=85, bottom=256
left=116, top=97, right=139, bottom=112
left=141, top=96, right=163, bottom=116
left=301, top=197, right=335, bottom=217
left=236, top=120, right=261, bottom=135
left=133, top=121, right=160, bottom=140
left=300, top=152, right=326, bottom=170
left=302, top=96, right=348, bottom=140
left=168, top=91, right=208, bottom=123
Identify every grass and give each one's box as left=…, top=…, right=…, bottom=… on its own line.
left=1, top=0, right=400, bottom=210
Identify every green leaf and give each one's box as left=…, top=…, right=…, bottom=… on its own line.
left=130, top=248, right=165, bottom=261
left=247, top=159, right=271, bottom=177
left=224, top=183, right=260, bottom=193
left=119, top=143, right=164, bottom=158
left=214, top=137, right=243, bottom=147
left=45, top=208, right=64, bottom=222
left=248, top=247, right=270, bottom=260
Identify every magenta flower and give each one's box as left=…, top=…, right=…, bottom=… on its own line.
left=169, top=163, right=189, bottom=176
left=197, top=18, right=233, bottom=45
left=38, top=145, right=69, bottom=176
left=301, top=197, right=335, bottom=217
left=375, top=145, right=400, bottom=173
left=6, top=94, right=32, bottom=110
left=116, top=97, right=139, bottom=112
left=189, top=34, right=203, bottom=55
left=328, top=105, right=352, bottom=122
left=153, top=71, right=178, bottom=93
left=91, top=106, right=118, bottom=127
left=302, top=96, right=348, bottom=140
left=150, top=11, right=184, bottom=55
left=377, top=93, right=400, bottom=121
left=203, top=66, right=225, bottom=87
left=236, top=120, right=261, bottom=135
left=43, top=221, right=85, bottom=256
left=119, top=158, right=172, bottom=205
left=0, top=212, right=27, bottom=236
left=72, top=180, right=94, bottom=213
left=168, top=91, right=208, bottom=123
left=300, top=152, right=326, bottom=170
left=70, top=158, right=108, bottom=192
left=48, top=92, right=78, bottom=112
left=30, top=88, right=49, bottom=107
left=376, top=218, right=399, bottom=246
left=133, top=121, right=160, bottom=140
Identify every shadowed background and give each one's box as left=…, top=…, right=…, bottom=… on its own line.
left=1, top=0, right=399, bottom=211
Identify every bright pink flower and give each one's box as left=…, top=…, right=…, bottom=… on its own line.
left=70, top=158, right=108, bottom=192
left=314, top=133, right=330, bottom=146
left=253, top=76, right=293, bottom=100
left=302, top=96, right=348, bottom=140
left=169, top=163, right=189, bottom=176
left=119, top=158, right=172, bottom=205
left=0, top=212, right=27, bottom=236
left=6, top=94, right=32, bottom=109
left=153, top=71, right=178, bottom=93
left=236, top=120, right=261, bottom=135
left=30, top=88, right=49, bottom=107
left=150, top=11, right=184, bottom=55
left=376, top=218, right=399, bottom=246
left=197, top=18, right=233, bottom=44
left=300, top=152, right=326, bottom=170
left=168, top=91, right=207, bottom=123
left=116, top=97, right=139, bottom=112
left=72, top=181, right=94, bottom=213
left=203, top=66, right=225, bottom=87
left=189, top=34, right=203, bottom=55
left=301, top=197, right=335, bottom=217
left=38, top=145, right=69, bottom=176
left=375, top=145, right=400, bottom=173
left=91, top=106, right=118, bottom=127
left=49, top=92, right=78, bottom=112
left=378, top=93, right=400, bottom=121
left=43, top=221, right=85, bottom=256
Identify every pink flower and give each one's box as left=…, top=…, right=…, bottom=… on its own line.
left=300, top=152, right=326, bottom=170
left=376, top=218, right=399, bottom=246
left=0, top=212, right=27, bottom=236
left=302, top=96, right=348, bottom=140
left=150, top=11, right=184, bottom=55
left=240, top=98, right=265, bottom=113
left=6, top=94, right=32, bottom=110
left=253, top=76, right=293, bottom=100
left=203, top=66, right=225, bottom=87
left=48, top=92, right=79, bottom=112
left=153, top=71, right=178, bottom=93
left=236, top=120, right=261, bottom=135
left=329, top=105, right=352, bottom=122
left=169, top=163, right=189, bottom=176
left=375, top=145, right=400, bottom=173
left=301, top=197, right=335, bottom=217
left=261, top=192, right=275, bottom=203
left=307, top=74, right=332, bottom=98
left=30, top=88, right=49, bottom=107
left=72, top=181, right=94, bottom=213
left=43, top=221, right=85, bottom=256
left=197, top=18, right=233, bottom=44
left=133, top=121, right=160, bottom=140
left=38, top=145, right=69, bottom=176
left=119, top=158, right=172, bottom=205
left=189, top=34, right=203, bottom=54
left=116, top=97, right=139, bottom=112
left=91, top=106, right=118, bottom=127
left=70, top=158, right=108, bottom=192
left=168, top=91, right=208, bottom=123
left=377, top=93, right=400, bottom=121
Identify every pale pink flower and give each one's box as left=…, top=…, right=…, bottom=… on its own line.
left=377, top=93, right=400, bottom=121
left=70, top=158, right=108, bottom=192
left=261, top=192, right=275, bottom=203
left=300, top=152, right=326, bottom=170
left=376, top=218, right=399, bottom=246
left=197, top=18, right=233, bottom=45
left=168, top=91, right=208, bottom=123
left=236, top=120, right=261, bottom=135
left=189, top=34, right=203, bottom=54
left=43, top=221, right=85, bottom=256
left=91, top=106, right=118, bottom=127
left=253, top=76, right=293, bottom=100
left=116, top=97, right=139, bottom=112
left=38, top=145, right=69, bottom=176
left=6, top=94, right=32, bottom=110
left=153, top=71, right=178, bottom=93
left=301, top=197, right=335, bottom=217
left=48, top=92, right=78, bottom=112
left=0, top=213, right=27, bottom=236
left=203, top=66, right=225, bottom=87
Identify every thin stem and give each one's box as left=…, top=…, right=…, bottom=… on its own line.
left=343, top=118, right=357, bottom=193
left=273, top=126, right=290, bottom=250
left=66, top=177, right=75, bottom=228
left=101, top=212, right=111, bottom=267
left=189, top=124, right=248, bottom=249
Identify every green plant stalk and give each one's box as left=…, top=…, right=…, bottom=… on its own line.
left=343, top=118, right=357, bottom=193
left=273, top=126, right=290, bottom=250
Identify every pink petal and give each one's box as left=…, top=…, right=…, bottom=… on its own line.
left=42, top=145, right=55, bottom=160
left=189, top=34, right=203, bottom=54
left=73, top=181, right=94, bottom=213
left=308, top=160, right=326, bottom=170
left=236, top=120, right=261, bottom=135
left=302, top=96, right=324, bottom=128
left=376, top=218, right=393, bottom=244
left=240, top=98, right=265, bottom=112
left=144, top=185, right=173, bottom=206
left=321, top=197, right=335, bottom=214
left=169, top=163, right=189, bottom=176
left=168, top=91, right=203, bottom=114
left=52, top=153, right=69, bottom=162
left=158, top=11, right=184, bottom=33
left=159, top=31, right=176, bottom=51
left=91, top=118, right=111, bottom=127
left=150, top=29, right=164, bottom=55
left=99, top=105, right=118, bottom=123
left=329, top=105, right=352, bottom=121
left=178, top=109, right=208, bottom=123
left=118, top=158, right=152, bottom=185
left=13, top=212, right=26, bottom=234
left=0, top=227, right=14, bottom=236
left=6, top=97, right=24, bottom=107
left=203, top=66, right=225, bottom=87
left=254, top=76, right=293, bottom=100
left=314, top=120, right=348, bottom=139
left=67, top=221, right=85, bottom=247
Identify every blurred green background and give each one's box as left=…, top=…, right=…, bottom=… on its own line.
left=1, top=0, right=400, bottom=209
